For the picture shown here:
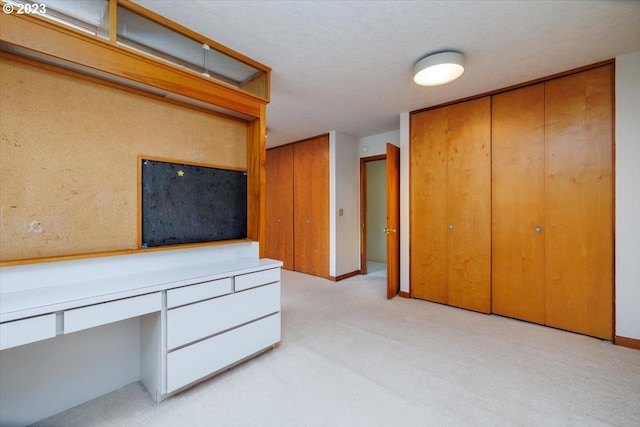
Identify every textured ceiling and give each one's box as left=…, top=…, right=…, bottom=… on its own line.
left=134, top=0, right=640, bottom=147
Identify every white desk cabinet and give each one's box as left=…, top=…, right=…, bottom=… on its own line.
left=150, top=268, right=282, bottom=400
left=167, top=312, right=281, bottom=392
left=0, top=313, right=57, bottom=350
left=167, top=282, right=280, bottom=350
left=167, top=277, right=232, bottom=309
left=64, top=293, right=162, bottom=334
left=0, top=244, right=282, bottom=426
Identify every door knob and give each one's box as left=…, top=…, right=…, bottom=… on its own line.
left=448, top=224, right=454, bottom=230
left=383, top=228, right=396, bottom=234
left=534, top=226, right=543, bottom=233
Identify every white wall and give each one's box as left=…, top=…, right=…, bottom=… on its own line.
left=358, top=130, right=400, bottom=157
left=615, top=51, right=640, bottom=341
left=330, top=131, right=360, bottom=277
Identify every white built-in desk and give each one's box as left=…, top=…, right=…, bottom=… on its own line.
left=0, top=243, right=282, bottom=426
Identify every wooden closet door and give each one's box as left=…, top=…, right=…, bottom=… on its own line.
left=265, top=145, right=294, bottom=270
left=446, top=97, right=491, bottom=313
left=491, top=84, right=546, bottom=323
left=410, top=98, right=491, bottom=313
left=293, top=135, right=329, bottom=278
left=544, top=65, right=613, bottom=339
left=410, top=107, right=450, bottom=303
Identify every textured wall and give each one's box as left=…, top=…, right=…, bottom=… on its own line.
left=0, top=56, right=246, bottom=261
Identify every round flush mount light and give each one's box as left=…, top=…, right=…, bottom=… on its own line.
left=413, top=51, right=465, bottom=86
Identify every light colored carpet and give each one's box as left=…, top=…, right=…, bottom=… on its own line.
left=33, top=269, right=640, bottom=427
left=365, top=261, right=386, bottom=278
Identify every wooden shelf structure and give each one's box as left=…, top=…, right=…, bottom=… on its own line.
left=0, top=0, right=271, bottom=263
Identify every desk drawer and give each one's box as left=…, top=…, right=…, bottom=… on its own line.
left=167, top=278, right=231, bottom=309
left=167, top=282, right=280, bottom=350
left=234, top=268, right=280, bottom=291
left=167, top=312, right=280, bottom=393
left=64, top=293, right=161, bottom=334
left=0, top=314, right=57, bottom=350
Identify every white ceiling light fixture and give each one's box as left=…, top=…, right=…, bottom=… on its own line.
left=413, top=51, right=465, bottom=86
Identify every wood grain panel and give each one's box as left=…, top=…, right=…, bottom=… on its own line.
left=410, top=107, right=450, bottom=303
left=308, top=136, right=330, bottom=278
left=386, top=143, right=400, bottom=299
left=0, top=12, right=265, bottom=117
left=246, top=107, right=267, bottom=253
left=446, top=97, right=492, bottom=313
left=293, top=141, right=313, bottom=275
left=491, top=84, right=546, bottom=323
left=410, top=98, right=491, bottom=313
left=293, top=135, right=329, bottom=278
left=265, top=145, right=294, bottom=270
left=544, top=65, right=613, bottom=339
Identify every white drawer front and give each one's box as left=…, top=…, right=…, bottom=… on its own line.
left=167, top=278, right=232, bottom=309
left=64, top=293, right=161, bottom=334
left=234, top=268, right=280, bottom=291
left=167, top=312, right=281, bottom=393
left=0, top=314, right=57, bottom=350
left=167, top=282, right=280, bottom=350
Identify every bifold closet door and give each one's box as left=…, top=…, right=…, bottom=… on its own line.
left=491, top=84, right=546, bottom=324
left=491, top=66, right=613, bottom=339
left=265, top=145, right=294, bottom=270
left=411, top=106, right=448, bottom=304
left=410, top=97, right=491, bottom=313
left=293, top=135, right=329, bottom=278
left=544, top=65, right=613, bottom=339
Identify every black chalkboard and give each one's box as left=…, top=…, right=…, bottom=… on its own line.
left=141, top=158, right=247, bottom=247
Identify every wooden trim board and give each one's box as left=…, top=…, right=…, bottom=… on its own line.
left=614, top=336, right=640, bottom=350
left=330, top=270, right=360, bottom=282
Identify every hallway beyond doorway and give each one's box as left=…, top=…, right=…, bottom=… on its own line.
left=366, top=261, right=387, bottom=279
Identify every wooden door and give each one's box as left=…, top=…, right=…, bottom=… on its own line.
left=293, top=135, right=329, bottom=278
left=446, top=98, right=492, bottom=313
left=410, top=106, right=449, bottom=304
left=265, top=145, right=294, bottom=270
left=544, top=65, right=613, bottom=339
left=386, top=143, right=400, bottom=299
left=410, top=98, right=491, bottom=313
left=491, top=84, right=546, bottom=324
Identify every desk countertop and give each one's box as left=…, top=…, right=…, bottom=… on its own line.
left=1, top=258, right=282, bottom=323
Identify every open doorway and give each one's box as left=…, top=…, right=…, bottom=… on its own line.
left=361, top=156, right=387, bottom=277
left=360, top=143, right=400, bottom=298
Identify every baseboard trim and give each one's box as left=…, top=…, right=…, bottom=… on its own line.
left=614, top=335, right=640, bottom=350
left=330, top=270, right=360, bottom=282
left=399, top=291, right=411, bottom=299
